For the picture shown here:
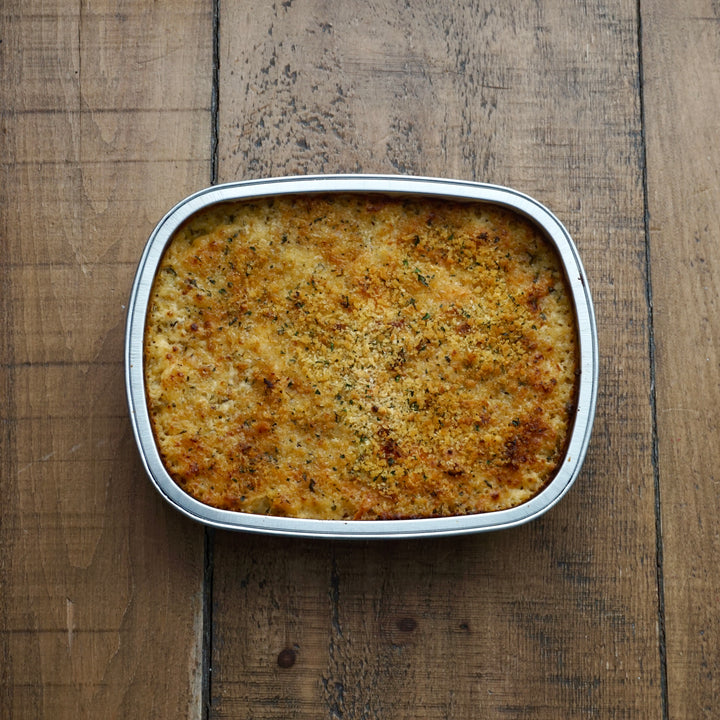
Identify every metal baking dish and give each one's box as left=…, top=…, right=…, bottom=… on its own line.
left=125, top=174, right=598, bottom=539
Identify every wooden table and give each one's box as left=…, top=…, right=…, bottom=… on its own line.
left=2, top=1, right=718, bottom=717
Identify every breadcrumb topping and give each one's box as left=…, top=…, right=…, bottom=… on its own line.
left=144, top=194, right=578, bottom=519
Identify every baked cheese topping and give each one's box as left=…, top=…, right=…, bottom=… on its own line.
left=144, top=194, right=578, bottom=519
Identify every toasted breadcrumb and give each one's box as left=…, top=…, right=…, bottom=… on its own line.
left=144, top=194, right=578, bottom=519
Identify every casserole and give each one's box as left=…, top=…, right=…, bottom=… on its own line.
left=125, top=175, right=597, bottom=538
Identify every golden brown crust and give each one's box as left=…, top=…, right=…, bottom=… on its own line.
left=144, top=194, right=578, bottom=519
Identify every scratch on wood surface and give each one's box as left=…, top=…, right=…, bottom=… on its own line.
left=17, top=451, right=56, bottom=476
left=134, top=48, right=183, bottom=66
left=66, top=597, right=75, bottom=654
left=187, top=589, right=204, bottom=720
left=659, top=407, right=703, bottom=415
left=17, top=442, right=84, bottom=476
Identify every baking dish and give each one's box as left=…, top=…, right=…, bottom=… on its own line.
left=125, top=174, right=597, bottom=538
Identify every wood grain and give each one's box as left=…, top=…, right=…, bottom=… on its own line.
left=211, top=1, right=662, bottom=717
left=10, top=0, right=720, bottom=716
left=642, top=0, right=720, bottom=716
left=1, top=2, right=212, bottom=717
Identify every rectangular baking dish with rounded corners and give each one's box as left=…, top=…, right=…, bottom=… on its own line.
left=125, top=174, right=598, bottom=539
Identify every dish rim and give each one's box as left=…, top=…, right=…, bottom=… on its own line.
left=125, top=173, right=598, bottom=539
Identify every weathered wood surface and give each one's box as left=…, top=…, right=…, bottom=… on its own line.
left=1, top=2, right=211, bottom=718
left=211, top=2, right=660, bottom=718
left=2, top=0, right=718, bottom=717
left=643, top=1, right=720, bottom=717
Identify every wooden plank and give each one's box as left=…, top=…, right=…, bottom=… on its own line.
left=0, top=2, right=212, bottom=717
left=211, top=1, right=662, bottom=717
left=642, top=0, right=720, bottom=716
left=2, top=159, right=207, bottom=267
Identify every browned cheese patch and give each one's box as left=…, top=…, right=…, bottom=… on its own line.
left=144, top=194, right=578, bottom=519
